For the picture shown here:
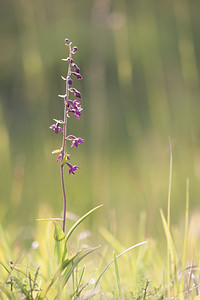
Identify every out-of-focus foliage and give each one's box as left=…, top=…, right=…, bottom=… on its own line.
left=1, top=0, right=200, bottom=240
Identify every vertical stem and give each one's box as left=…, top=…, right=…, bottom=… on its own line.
left=61, top=164, right=67, bottom=232
left=167, top=137, right=173, bottom=299
left=61, top=43, right=72, bottom=233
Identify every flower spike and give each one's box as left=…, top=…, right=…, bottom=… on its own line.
left=50, top=38, right=84, bottom=232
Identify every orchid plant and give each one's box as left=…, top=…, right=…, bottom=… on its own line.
left=50, top=38, right=84, bottom=233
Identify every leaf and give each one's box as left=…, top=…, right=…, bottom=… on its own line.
left=39, top=247, right=100, bottom=299
left=65, top=205, right=103, bottom=244
left=61, top=246, right=100, bottom=287
left=0, top=287, right=13, bottom=300
left=38, top=268, right=62, bottom=299
left=62, top=205, right=103, bottom=261
left=113, top=251, right=122, bottom=299
left=0, top=258, right=11, bottom=274
left=94, top=241, right=147, bottom=290
left=53, top=222, right=65, bottom=264
left=0, top=223, right=12, bottom=260
left=160, top=209, right=177, bottom=262
left=61, top=153, right=68, bottom=166
left=76, top=266, right=86, bottom=293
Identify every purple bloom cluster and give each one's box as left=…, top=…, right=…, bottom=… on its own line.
left=49, top=122, right=63, bottom=134
left=50, top=38, right=84, bottom=175
left=65, top=100, right=83, bottom=120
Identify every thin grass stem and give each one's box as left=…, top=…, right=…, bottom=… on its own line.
left=167, top=137, right=173, bottom=300
left=61, top=165, right=67, bottom=232
left=182, top=178, right=189, bottom=269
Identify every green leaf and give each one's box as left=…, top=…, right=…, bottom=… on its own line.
left=53, top=222, right=65, bottom=264
left=61, top=153, right=68, bottom=166
left=160, top=209, right=177, bottom=262
left=113, top=251, right=122, bottom=299
left=39, top=247, right=100, bottom=299
left=94, top=241, right=147, bottom=290
left=62, top=205, right=103, bottom=261
left=61, top=246, right=100, bottom=287
left=65, top=205, right=103, bottom=243
left=76, top=266, right=86, bottom=293
left=0, top=258, right=11, bottom=274
left=0, top=223, right=12, bottom=260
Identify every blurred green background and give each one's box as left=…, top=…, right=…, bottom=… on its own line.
left=1, top=0, right=200, bottom=241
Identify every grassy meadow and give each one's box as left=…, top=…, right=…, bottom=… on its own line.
left=1, top=0, right=200, bottom=298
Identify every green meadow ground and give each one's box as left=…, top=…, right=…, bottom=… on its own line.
left=1, top=0, right=200, bottom=298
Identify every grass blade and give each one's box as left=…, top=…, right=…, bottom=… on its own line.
left=0, top=224, right=12, bottom=260
left=62, top=246, right=100, bottom=287
left=53, top=221, right=65, bottom=264
left=160, top=209, right=177, bottom=262
left=113, top=251, right=122, bottom=299
left=167, top=137, right=173, bottom=300
left=62, top=205, right=103, bottom=260
left=94, top=241, right=147, bottom=290
left=0, top=258, right=11, bottom=274
left=65, top=205, right=103, bottom=243
left=40, top=246, right=100, bottom=298
left=182, top=178, right=189, bottom=269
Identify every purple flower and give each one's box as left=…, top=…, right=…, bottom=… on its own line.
left=66, top=135, right=84, bottom=148
left=69, top=88, right=82, bottom=100
left=72, top=46, right=78, bottom=53
left=71, top=137, right=84, bottom=148
left=67, top=76, right=73, bottom=85
left=66, top=162, right=79, bottom=175
left=50, top=122, right=63, bottom=134
left=65, top=38, right=69, bottom=45
left=65, top=100, right=83, bottom=119
left=74, top=64, right=80, bottom=73
left=71, top=100, right=83, bottom=119
left=74, top=109, right=82, bottom=120
left=71, top=100, right=80, bottom=108
left=71, top=72, right=83, bottom=80
left=75, top=91, right=82, bottom=99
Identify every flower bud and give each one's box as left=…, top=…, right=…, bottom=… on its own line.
left=67, top=77, right=73, bottom=85
left=72, top=46, right=78, bottom=53
left=74, top=64, right=80, bottom=73
left=71, top=72, right=83, bottom=80
left=75, top=91, right=82, bottom=99
left=65, top=38, right=70, bottom=45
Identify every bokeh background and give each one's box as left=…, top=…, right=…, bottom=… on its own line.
left=1, top=0, right=200, bottom=243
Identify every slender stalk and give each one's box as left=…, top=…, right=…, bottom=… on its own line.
left=61, top=165, right=67, bottom=232
left=167, top=137, right=173, bottom=300
left=61, top=43, right=72, bottom=233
